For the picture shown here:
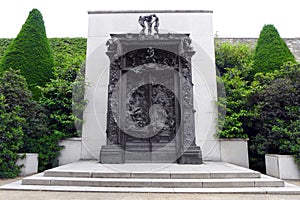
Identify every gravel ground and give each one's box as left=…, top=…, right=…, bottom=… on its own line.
left=0, top=177, right=299, bottom=200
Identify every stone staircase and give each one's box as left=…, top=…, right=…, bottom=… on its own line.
left=1, top=160, right=300, bottom=194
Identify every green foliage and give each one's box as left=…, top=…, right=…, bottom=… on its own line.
left=0, top=9, right=54, bottom=99
left=19, top=99, right=63, bottom=171
left=0, top=95, right=24, bottom=178
left=216, top=42, right=254, bottom=138
left=253, top=24, right=296, bottom=74
left=247, top=64, right=300, bottom=171
left=0, top=38, right=87, bottom=67
left=41, top=62, right=87, bottom=138
left=0, top=39, right=12, bottom=61
left=215, top=42, right=254, bottom=76
left=216, top=40, right=300, bottom=172
left=49, top=38, right=87, bottom=67
left=0, top=37, right=87, bottom=139
left=217, top=68, right=252, bottom=138
left=0, top=69, right=62, bottom=172
left=0, top=35, right=87, bottom=174
left=40, top=38, right=87, bottom=138
left=0, top=70, right=27, bottom=178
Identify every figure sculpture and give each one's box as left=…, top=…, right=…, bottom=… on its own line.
left=138, top=14, right=159, bottom=35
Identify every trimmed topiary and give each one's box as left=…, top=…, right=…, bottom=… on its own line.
left=0, top=8, right=53, bottom=99
left=253, top=24, right=296, bottom=74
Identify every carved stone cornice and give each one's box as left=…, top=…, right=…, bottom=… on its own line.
left=106, top=33, right=196, bottom=58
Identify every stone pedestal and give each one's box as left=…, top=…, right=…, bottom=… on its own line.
left=220, top=138, right=249, bottom=168
left=58, top=138, right=82, bottom=166
left=178, top=146, right=202, bottom=164
left=100, top=145, right=123, bottom=164
left=17, top=153, right=38, bottom=176
left=266, top=154, right=300, bottom=180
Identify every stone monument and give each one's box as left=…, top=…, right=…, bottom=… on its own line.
left=100, top=32, right=202, bottom=163
left=82, top=11, right=219, bottom=163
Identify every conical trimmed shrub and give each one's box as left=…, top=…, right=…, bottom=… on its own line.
left=253, top=24, right=296, bottom=74
left=0, top=8, right=53, bottom=99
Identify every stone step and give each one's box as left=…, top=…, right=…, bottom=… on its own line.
left=124, top=151, right=177, bottom=163
left=2, top=179, right=300, bottom=194
left=2, top=161, right=300, bottom=194
left=125, top=142, right=176, bottom=151
left=44, top=170, right=261, bottom=179
left=22, top=173, right=284, bottom=188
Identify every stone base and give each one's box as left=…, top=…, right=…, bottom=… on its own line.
left=178, top=146, right=202, bottom=164
left=266, top=154, right=300, bottom=180
left=58, top=138, right=82, bottom=166
left=99, top=145, right=124, bottom=164
left=220, top=138, right=249, bottom=168
left=17, top=153, right=38, bottom=176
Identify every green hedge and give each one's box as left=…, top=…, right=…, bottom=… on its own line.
left=0, top=9, right=54, bottom=99
left=0, top=38, right=86, bottom=67
left=0, top=69, right=28, bottom=178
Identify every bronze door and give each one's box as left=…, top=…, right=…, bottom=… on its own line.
left=122, top=66, right=178, bottom=162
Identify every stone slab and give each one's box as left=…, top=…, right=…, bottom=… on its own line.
left=170, top=172, right=210, bottom=179
left=202, top=179, right=255, bottom=188
left=44, top=171, right=92, bottom=178
left=131, top=172, right=171, bottom=179
left=40, top=161, right=262, bottom=179
left=42, top=160, right=259, bottom=173
left=21, top=175, right=286, bottom=188
left=92, top=172, right=131, bottom=178
left=2, top=180, right=300, bottom=194
left=210, top=172, right=260, bottom=179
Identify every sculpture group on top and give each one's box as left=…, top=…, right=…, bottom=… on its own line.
left=138, top=14, right=159, bottom=35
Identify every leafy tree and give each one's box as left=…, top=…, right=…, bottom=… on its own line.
left=216, top=42, right=254, bottom=138
left=0, top=69, right=61, bottom=172
left=247, top=64, right=300, bottom=171
left=0, top=9, right=53, bottom=99
left=253, top=24, right=296, bottom=74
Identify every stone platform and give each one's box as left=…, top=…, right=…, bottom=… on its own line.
left=1, top=160, right=300, bottom=194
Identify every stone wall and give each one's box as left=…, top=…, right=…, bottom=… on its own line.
left=216, top=38, right=300, bottom=62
